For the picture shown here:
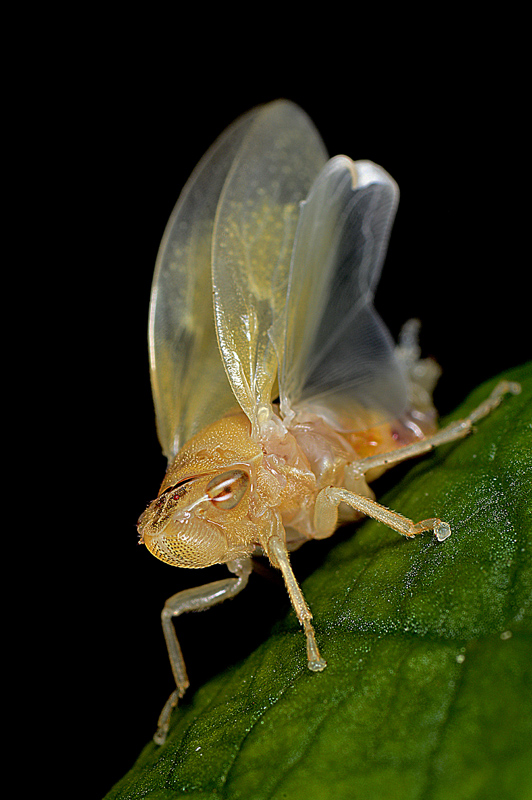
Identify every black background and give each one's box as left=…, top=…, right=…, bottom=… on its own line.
left=38, top=40, right=528, bottom=799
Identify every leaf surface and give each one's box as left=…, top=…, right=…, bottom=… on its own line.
left=107, top=364, right=532, bottom=800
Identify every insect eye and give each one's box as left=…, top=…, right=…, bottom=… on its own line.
left=206, top=470, right=249, bottom=510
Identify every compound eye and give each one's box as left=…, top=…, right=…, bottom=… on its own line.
left=206, top=470, right=249, bottom=510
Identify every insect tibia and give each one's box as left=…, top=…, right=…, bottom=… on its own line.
left=315, top=487, right=452, bottom=543
left=267, top=536, right=327, bottom=673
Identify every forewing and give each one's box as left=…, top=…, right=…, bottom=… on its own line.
left=149, top=109, right=259, bottom=459
left=280, top=156, right=408, bottom=430
left=212, top=100, right=328, bottom=436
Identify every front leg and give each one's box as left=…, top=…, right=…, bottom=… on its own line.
left=155, top=557, right=252, bottom=745
left=267, top=537, right=327, bottom=673
left=261, top=511, right=326, bottom=674
left=314, top=486, right=451, bottom=542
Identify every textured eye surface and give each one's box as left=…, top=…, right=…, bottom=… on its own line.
left=206, top=470, right=249, bottom=509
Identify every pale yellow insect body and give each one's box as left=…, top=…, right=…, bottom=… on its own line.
left=138, top=100, right=520, bottom=744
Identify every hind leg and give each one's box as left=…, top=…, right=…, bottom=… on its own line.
left=347, top=381, right=521, bottom=485
left=315, top=381, right=520, bottom=543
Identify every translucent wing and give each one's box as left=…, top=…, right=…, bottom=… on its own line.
left=280, top=156, right=408, bottom=430
left=149, top=109, right=260, bottom=460
left=212, top=100, right=328, bottom=438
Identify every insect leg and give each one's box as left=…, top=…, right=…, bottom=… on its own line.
left=348, top=380, right=521, bottom=482
left=314, top=486, right=451, bottom=542
left=154, top=557, right=252, bottom=745
left=315, top=381, right=520, bottom=545
left=267, top=536, right=327, bottom=673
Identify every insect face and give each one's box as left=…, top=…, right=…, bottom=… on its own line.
left=138, top=469, right=253, bottom=569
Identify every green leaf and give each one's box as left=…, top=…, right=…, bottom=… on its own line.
left=107, top=365, right=532, bottom=800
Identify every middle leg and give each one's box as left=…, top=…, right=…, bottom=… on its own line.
left=314, top=486, right=451, bottom=542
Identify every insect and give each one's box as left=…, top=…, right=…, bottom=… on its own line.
left=138, top=100, right=520, bottom=744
